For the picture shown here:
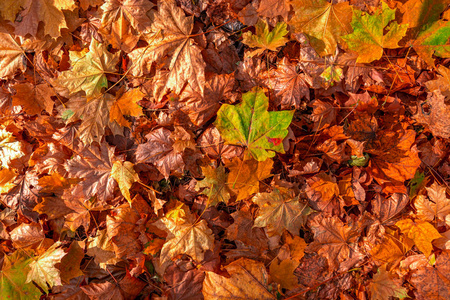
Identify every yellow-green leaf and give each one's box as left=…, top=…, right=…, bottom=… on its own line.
left=396, top=219, right=442, bottom=257
left=242, top=19, right=289, bottom=57
left=111, top=161, right=140, bottom=204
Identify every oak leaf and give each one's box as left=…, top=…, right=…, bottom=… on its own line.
left=226, top=157, right=273, bottom=200
left=57, top=40, right=119, bottom=97
left=215, top=87, right=293, bottom=161
left=396, top=218, right=442, bottom=257
left=128, top=0, right=205, bottom=99
left=253, top=188, right=311, bottom=236
left=26, top=241, right=66, bottom=293
left=109, top=88, right=144, bottom=128
left=242, top=19, right=289, bottom=57
left=110, top=161, right=140, bottom=204
left=342, top=2, right=408, bottom=63
left=290, top=0, right=353, bottom=56
left=203, top=258, right=276, bottom=300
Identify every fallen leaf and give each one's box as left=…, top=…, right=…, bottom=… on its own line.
left=136, top=127, right=185, bottom=179
left=0, top=128, right=24, bottom=169
left=414, top=91, right=450, bottom=138
left=203, top=258, right=276, bottom=300
left=253, top=188, right=311, bottom=236
left=290, top=0, right=353, bottom=56
left=263, top=57, right=310, bottom=109
left=109, top=88, right=144, bottom=128
left=128, top=0, right=205, bottom=99
left=57, top=40, right=119, bottom=97
left=226, top=157, right=273, bottom=200
left=342, top=2, right=408, bottom=63
left=196, top=164, right=231, bottom=207
left=396, top=218, right=442, bottom=257
left=414, top=182, right=450, bottom=222
left=369, top=264, right=408, bottom=300
left=242, top=19, right=289, bottom=57
left=306, top=215, right=359, bottom=269
left=0, top=250, right=42, bottom=299
left=110, top=160, right=140, bottom=204
left=215, top=87, right=294, bottom=161
left=65, top=142, right=117, bottom=202
left=270, top=258, right=298, bottom=290
left=410, top=251, right=450, bottom=299
left=26, top=241, right=66, bottom=293
left=12, top=83, right=54, bottom=115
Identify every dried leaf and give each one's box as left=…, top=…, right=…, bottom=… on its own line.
left=396, top=218, right=442, bottom=257
left=203, top=258, right=275, bottom=300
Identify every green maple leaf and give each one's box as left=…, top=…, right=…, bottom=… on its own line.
left=57, top=40, right=119, bottom=97
left=342, top=2, right=408, bottom=63
left=215, top=87, right=294, bottom=161
left=0, top=251, right=41, bottom=300
left=242, top=19, right=289, bottom=57
left=196, top=165, right=231, bottom=207
left=410, top=20, right=450, bottom=66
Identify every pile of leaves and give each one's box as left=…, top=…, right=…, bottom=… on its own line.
left=1, top=0, right=450, bottom=299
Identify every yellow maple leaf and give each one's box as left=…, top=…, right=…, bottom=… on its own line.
left=396, top=218, right=442, bottom=257
left=109, top=88, right=145, bottom=128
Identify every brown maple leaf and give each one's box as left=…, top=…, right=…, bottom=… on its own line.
left=136, top=127, right=185, bottom=179
left=306, top=215, right=360, bottom=270
left=263, top=57, right=310, bottom=109
left=65, top=142, right=118, bottom=202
